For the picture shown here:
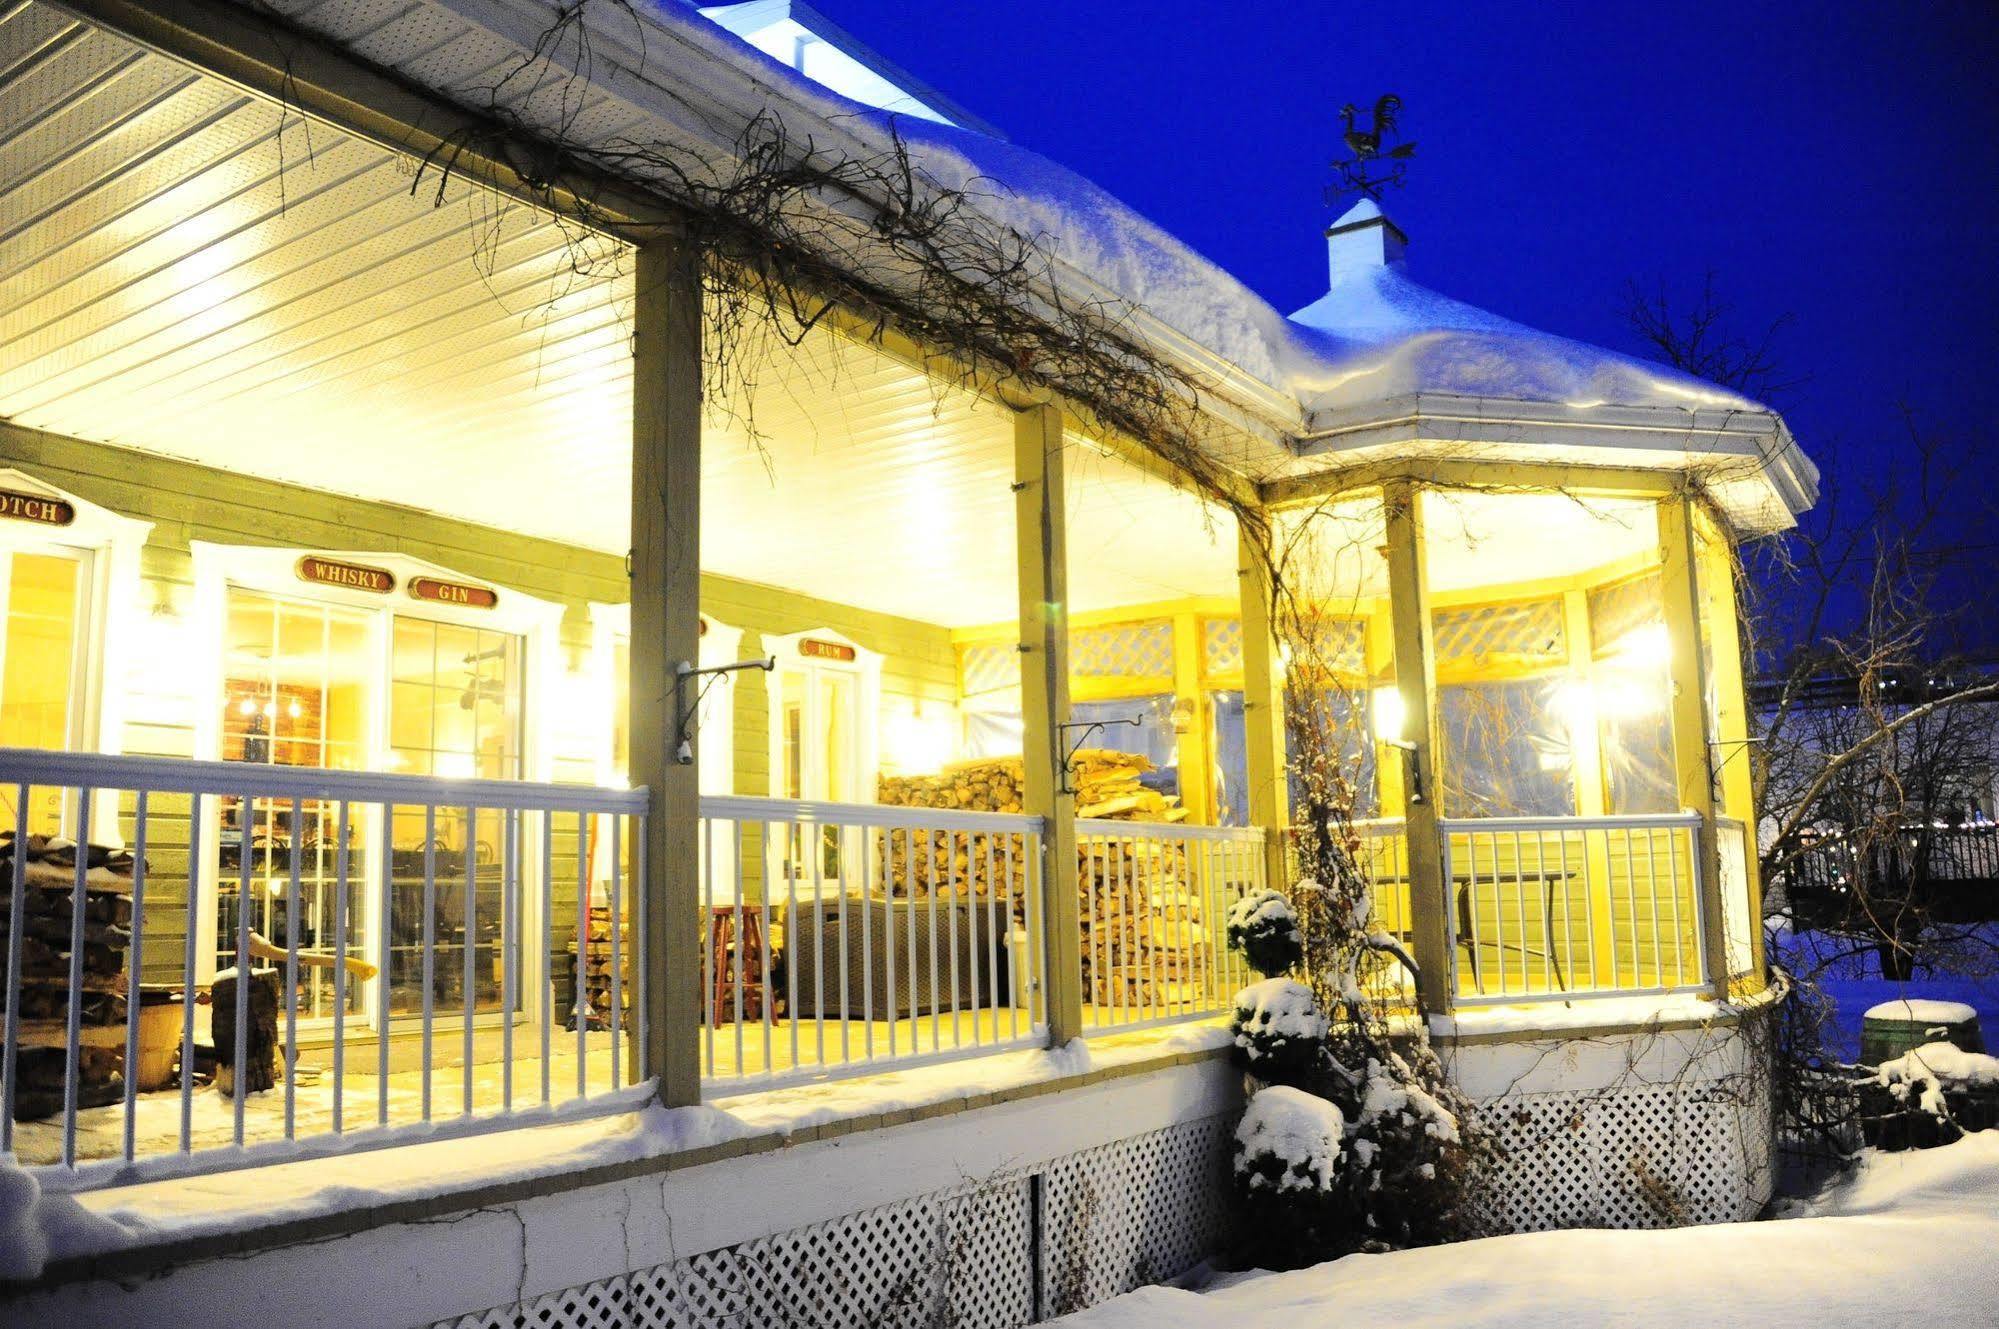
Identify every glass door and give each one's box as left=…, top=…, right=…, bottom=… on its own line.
left=217, top=590, right=373, bottom=1020
left=385, top=616, right=523, bottom=1019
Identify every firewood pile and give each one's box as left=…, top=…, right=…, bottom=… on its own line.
left=877, top=751, right=1209, bottom=1007
left=0, top=833, right=137, bottom=1120
left=572, top=905, right=629, bottom=1032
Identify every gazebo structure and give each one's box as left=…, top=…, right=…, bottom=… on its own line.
left=0, top=0, right=1813, bottom=1317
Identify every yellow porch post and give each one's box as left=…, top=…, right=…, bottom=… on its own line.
left=1561, top=589, right=1619, bottom=988
left=1696, top=512, right=1766, bottom=987
left=1381, top=481, right=1452, bottom=1015
left=1015, top=403, right=1083, bottom=1046
left=632, top=237, right=704, bottom=1106
left=1658, top=494, right=1728, bottom=996
left=1236, top=523, right=1291, bottom=896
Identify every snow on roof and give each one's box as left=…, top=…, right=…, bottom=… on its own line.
left=1284, top=200, right=1768, bottom=417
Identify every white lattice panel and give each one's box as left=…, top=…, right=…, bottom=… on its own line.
left=1039, top=1117, right=1232, bottom=1318
left=1474, top=1072, right=1775, bottom=1231
left=434, top=1116, right=1229, bottom=1329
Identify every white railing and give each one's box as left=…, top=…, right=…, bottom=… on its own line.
left=0, top=748, right=647, bottom=1186
left=1440, top=813, right=1707, bottom=1005
left=1074, top=820, right=1263, bottom=1032
left=697, top=794, right=1047, bottom=1091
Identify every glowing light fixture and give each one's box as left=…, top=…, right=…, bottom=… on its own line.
left=1372, top=685, right=1407, bottom=744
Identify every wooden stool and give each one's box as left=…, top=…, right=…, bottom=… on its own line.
left=707, top=906, right=768, bottom=1024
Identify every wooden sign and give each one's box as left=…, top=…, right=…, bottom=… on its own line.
left=296, top=556, right=394, bottom=594
left=408, top=576, right=498, bottom=609
left=0, top=489, right=74, bottom=527
left=800, top=638, right=856, bottom=662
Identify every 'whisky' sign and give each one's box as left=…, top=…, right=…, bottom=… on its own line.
left=409, top=576, right=498, bottom=609
left=297, top=556, right=395, bottom=594
left=0, top=489, right=75, bottom=527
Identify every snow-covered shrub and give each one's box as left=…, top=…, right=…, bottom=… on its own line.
left=1340, top=1048, right=1487, bottom=1248
left=1229, top=977, right=1329, bottom=1084
left=1867, top=1041, right=1999, bottom=1149
left=1231, top=1084, right=1346, bottom=1269
left=1225, top=888, right=1303, bottom=977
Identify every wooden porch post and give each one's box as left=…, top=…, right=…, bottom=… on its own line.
left=1014, top=402, right=1083, bottom=1046
left=1659, top=493, right=1728, bottom=996
left=632, top=237, right=703, bottom=1106
left=1382, top=480, right=1452, bottom=1016
left=1696, top=511, right=1767, bottom=986
left=1236, top=523, right=1291, bottom=895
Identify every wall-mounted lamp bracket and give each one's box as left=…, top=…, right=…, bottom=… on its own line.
left=1055, top=717, right=1142, bottom=796
left=1383, top=737, right=1426, bottom=805
left=673, top=657, right=774, bottom=766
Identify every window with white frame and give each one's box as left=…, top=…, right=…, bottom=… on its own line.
left=196, top=544, right=558, bottom=1026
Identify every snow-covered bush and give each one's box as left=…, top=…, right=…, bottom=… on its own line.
left=1342, top=1049, right=1483, bottom=1248
left=1231, top=1085, right=1346, bottom=1269
left=1229, top=977, right=1329, bottom=1085
left=1225, top=888, right=1303, bottom=977
left=1867, top=1041, right=1999, bottom=1149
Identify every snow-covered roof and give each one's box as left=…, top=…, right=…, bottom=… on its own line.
left=261, top=0, right=1816, bottom=532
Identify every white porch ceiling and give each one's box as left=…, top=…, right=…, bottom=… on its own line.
left=0, top=2, right=1238, bottom=629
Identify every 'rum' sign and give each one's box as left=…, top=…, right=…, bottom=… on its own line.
left=0, top=489, right=75, bottom=527
left=409, top=576, right=498, bottom=609
left=297, top=556, right=395, bottom=594
left=799, top=638, right=856, bottom=662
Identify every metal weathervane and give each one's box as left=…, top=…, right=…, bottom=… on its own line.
left=1326, top=94, right=1416, bottom=204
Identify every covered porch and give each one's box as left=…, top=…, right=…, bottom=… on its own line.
left=0, top=0, right=1763, bottom=1190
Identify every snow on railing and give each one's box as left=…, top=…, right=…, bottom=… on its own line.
left=1441, top=813, right=1707, bottom=1005
left=1074, top=820, right=1263, bottom=1032
left=0, top=748, right=647, bottom=1187
left=696, top=795, right=1049, bottom=1091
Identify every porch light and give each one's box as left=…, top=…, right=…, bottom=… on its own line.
left=1613, top=622, right=1671, bottom=668
left=1371, top=685, right=1406, bottom=743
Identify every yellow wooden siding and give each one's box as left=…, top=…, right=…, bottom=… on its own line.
left=1, top=423, right=955, bottom=988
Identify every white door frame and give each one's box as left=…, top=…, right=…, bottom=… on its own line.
left=0, top=469, right=151, bottom=841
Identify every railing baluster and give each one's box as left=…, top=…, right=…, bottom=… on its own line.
left=608, top=813, right=622, bottom=1091
left=62, top=789, right=92, bottom=1167
left=860, top=825, right=876, bottom=1063
left=699, top=815, right=714, bottom=1078
left=502, top=806, right=517, bottom=1113
left=832, top=823, right=846, bottom=1067
left=285, top=797, right=302, bottom=1142
left=926, top=827, right=942, bottom=1053
left=2, top=781, right=27, bottom=1153
left=122, top=790, right=148, bottom=1163
left=421, top=805, right=436, bottom=1124
left=179, top=795, right=201, bottom=1155
left=755, top=820, right=770, bottom=1074
left=789, top=821, right=802, bottom=1071
left=540, top=808, right=554, bottom=1108
left=333, top=800, right=348, bottom=1135
left=463, top=804, right=476, bottom=1114
left=378, top=805, right=393, bottom=1128
left=1002, top=831, right=1019, bottom=1041
left=576, top=809, right=588, bottom=1102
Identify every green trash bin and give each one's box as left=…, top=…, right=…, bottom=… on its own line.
left=1861, top=998, right=1984, bottom=1066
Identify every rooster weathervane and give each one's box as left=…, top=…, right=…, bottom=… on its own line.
left=1327, top=95, right=1416, bottom=204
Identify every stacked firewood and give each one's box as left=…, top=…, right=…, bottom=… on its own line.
left=877, top=752, right=1209, bottom=1007
left=572, top=905, right=629, bottom=1032
left=0, top=833, right=137, bottom=1120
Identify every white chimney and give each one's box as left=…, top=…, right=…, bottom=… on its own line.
left=1325, top=198, right=1407, bottom=285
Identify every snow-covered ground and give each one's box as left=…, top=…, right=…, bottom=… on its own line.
left=1054, top=1132, right=1999, bottom=1328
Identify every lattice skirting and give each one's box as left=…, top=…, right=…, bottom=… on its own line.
left=1471, top=1067, right=1777, bottom=1231
left=433, top=1115, right=1232, bottom=1329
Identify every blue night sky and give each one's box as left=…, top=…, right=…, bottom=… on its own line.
left=820, top=0, right=1998, bottom=566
